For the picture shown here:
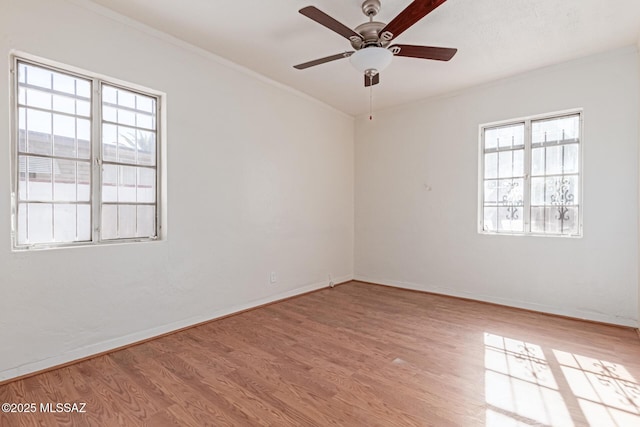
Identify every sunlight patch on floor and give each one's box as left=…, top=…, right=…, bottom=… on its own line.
left=484, top=333, right=572, bottom=426
left=484, top=332, right=640, bottom=427
left=553, top=349, right=640, bottom=426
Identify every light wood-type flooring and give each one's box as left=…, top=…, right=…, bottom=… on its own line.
left=1, top=281, right=639, bottom=426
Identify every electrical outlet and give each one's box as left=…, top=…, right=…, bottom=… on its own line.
left=270, top=271, right=277, bottom=284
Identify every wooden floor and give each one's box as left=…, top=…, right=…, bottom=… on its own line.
left=1, top=281, right=639, bottom=426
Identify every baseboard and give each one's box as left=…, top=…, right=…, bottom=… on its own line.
left=0, top=274, right=353, bottom=385
left=353, top=275, right=638, bottom=328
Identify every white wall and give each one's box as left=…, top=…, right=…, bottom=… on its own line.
left=355, top=47, right=639, bottom=327
left=0, top=0, right=354, bottom=381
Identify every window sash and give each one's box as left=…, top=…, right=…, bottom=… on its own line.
left=479, top=111, right=582, bottom=237
left=11, top=57, right=160, bottom=249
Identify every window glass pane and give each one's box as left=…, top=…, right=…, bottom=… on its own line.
left=118, top=109, right=136, bottom=126
left=484, top=153, right=497, bottom=179
left=118, top=166, right=137, bottom=203
left=136, top=95, right=154, bottom=113
left=102, top=123, right=118, bottom=162
left=102, top=85, right=117, bottom=105
left=53, top=159, right=77, bottom=201
left=76, top=80, right=91, bottom=99
left=102, top=164, right=118, bottom=202
left=543, top=207, right=563, bottom=234
left=77, top=204, right=91, bottom=241
left=497, top=207, right=523, bottom=233
left=137, top=168, right=156, bottom=203
left=136, top=113, right=153, bottom=130
left=103, top=106, right=117, bottom=123
left=498, top=179, right=523, bottom=207
left=118, top=126, right=136, bottom=164
left=137, top=130, right=156, bottom=166
left=563, top=144, right=579, bottom=174
left=26, top=109, right=52, bottom=155
left=118, top=205, right=136, bottom=238
left=561, top=207, right=579, bottom=235
left=18, top=157, right=27, bottom=201
left=18, top=107, right=26, bottom=152
left=531, top=147, right=544, bottom=176
left=486, top=123, right=524, bottom=149
left=18, top=87, right=26, bottom=105
left=545, top=145, right=563, bottom=175
left=52, top=72, right=76, bottom=95
left=532, top=115, right=580, bottom=144
left=546, top=177, right=578, bottom=205
left=53, top=204, right=77, bottom=242
left=76, top=100, right=90, bottom=117
left=483, top=207, right=497, bottom=232
left=27, top=203, right=53, bottom=243
left=25, top=64, right=52, bottom=89
left=137, top=205, right=155, bottom=238
left=77, top=119, right=91, bottom=159
left=512, top=150, right=524, bottom=177
left=52, top=94, right=75, bottom=115
left=531, top=177, right=545, bottom=206
left=498, top=151, right=512, bottom=178
left=26, top=156, right=53, bottom=201
left=26, top=88, right=51, bottom=110
left=484, top=128, right=498, bottom=150
left=53, top=114, right=76, bottom=157
left=484, top=180, right=498, bottom=205
left=18, top=62, right=27, bottom=84
left=530, top=207, right=545, bottom=234
left=118, top=90, right=136, bottom=109
left=77, top=161, right=91, bottom=202
left=101, top=204, right=117, bottom=240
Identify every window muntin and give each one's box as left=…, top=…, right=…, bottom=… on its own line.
left=480, top=112, right=582, bottom=237
left=12, top=58, right=160, bottom=249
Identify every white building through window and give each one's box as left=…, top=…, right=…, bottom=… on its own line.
left=12, top=57, right=161, bottom=249
left=480, top=111, right=582, bottom=237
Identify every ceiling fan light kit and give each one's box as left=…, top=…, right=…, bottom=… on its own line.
left=294, top=0, right=457, bottom=117
left=349, top=47, right=393, bottom=76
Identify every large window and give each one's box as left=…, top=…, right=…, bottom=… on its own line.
left=479, top=111, right=582, bottom=237
left=12, top=57, right=161, bottom=249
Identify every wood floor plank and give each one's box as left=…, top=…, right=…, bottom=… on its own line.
left=1, top=281, right=639, bottom=426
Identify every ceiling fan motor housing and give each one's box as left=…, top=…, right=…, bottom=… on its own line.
left=351, top=22, right=389, bottom=49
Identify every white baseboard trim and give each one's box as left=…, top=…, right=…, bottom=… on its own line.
left=0, top=274, right=353, bottom=383
left=353, top=275, right=638, bottom=328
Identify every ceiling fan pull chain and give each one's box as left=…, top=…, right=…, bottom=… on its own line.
left=369, top=77, right=373, bottom=120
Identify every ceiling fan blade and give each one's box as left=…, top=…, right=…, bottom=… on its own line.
left=364, top=73, right=380, bottom=87
left=389, top=44, right=457, bottom=61
left=380, top=0, right=448, bottom=42
left=299, top=6, right=363, bottom=42
left=293, top=52, right=354, bottom=70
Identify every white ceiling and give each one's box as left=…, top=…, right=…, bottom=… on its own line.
left=88, top=0, right=640, bottom=116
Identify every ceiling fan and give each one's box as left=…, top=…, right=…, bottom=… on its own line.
left=293, top=0, right=457, bottom=87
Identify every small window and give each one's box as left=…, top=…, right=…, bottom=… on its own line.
left=12, top=57, right=161, bottom=249
left=479, top=111, right=582, bottom=237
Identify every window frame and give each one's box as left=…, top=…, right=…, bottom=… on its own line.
left=10, top=54, right=163, bottom=250
left=477, top=109, right=584, bottom=238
